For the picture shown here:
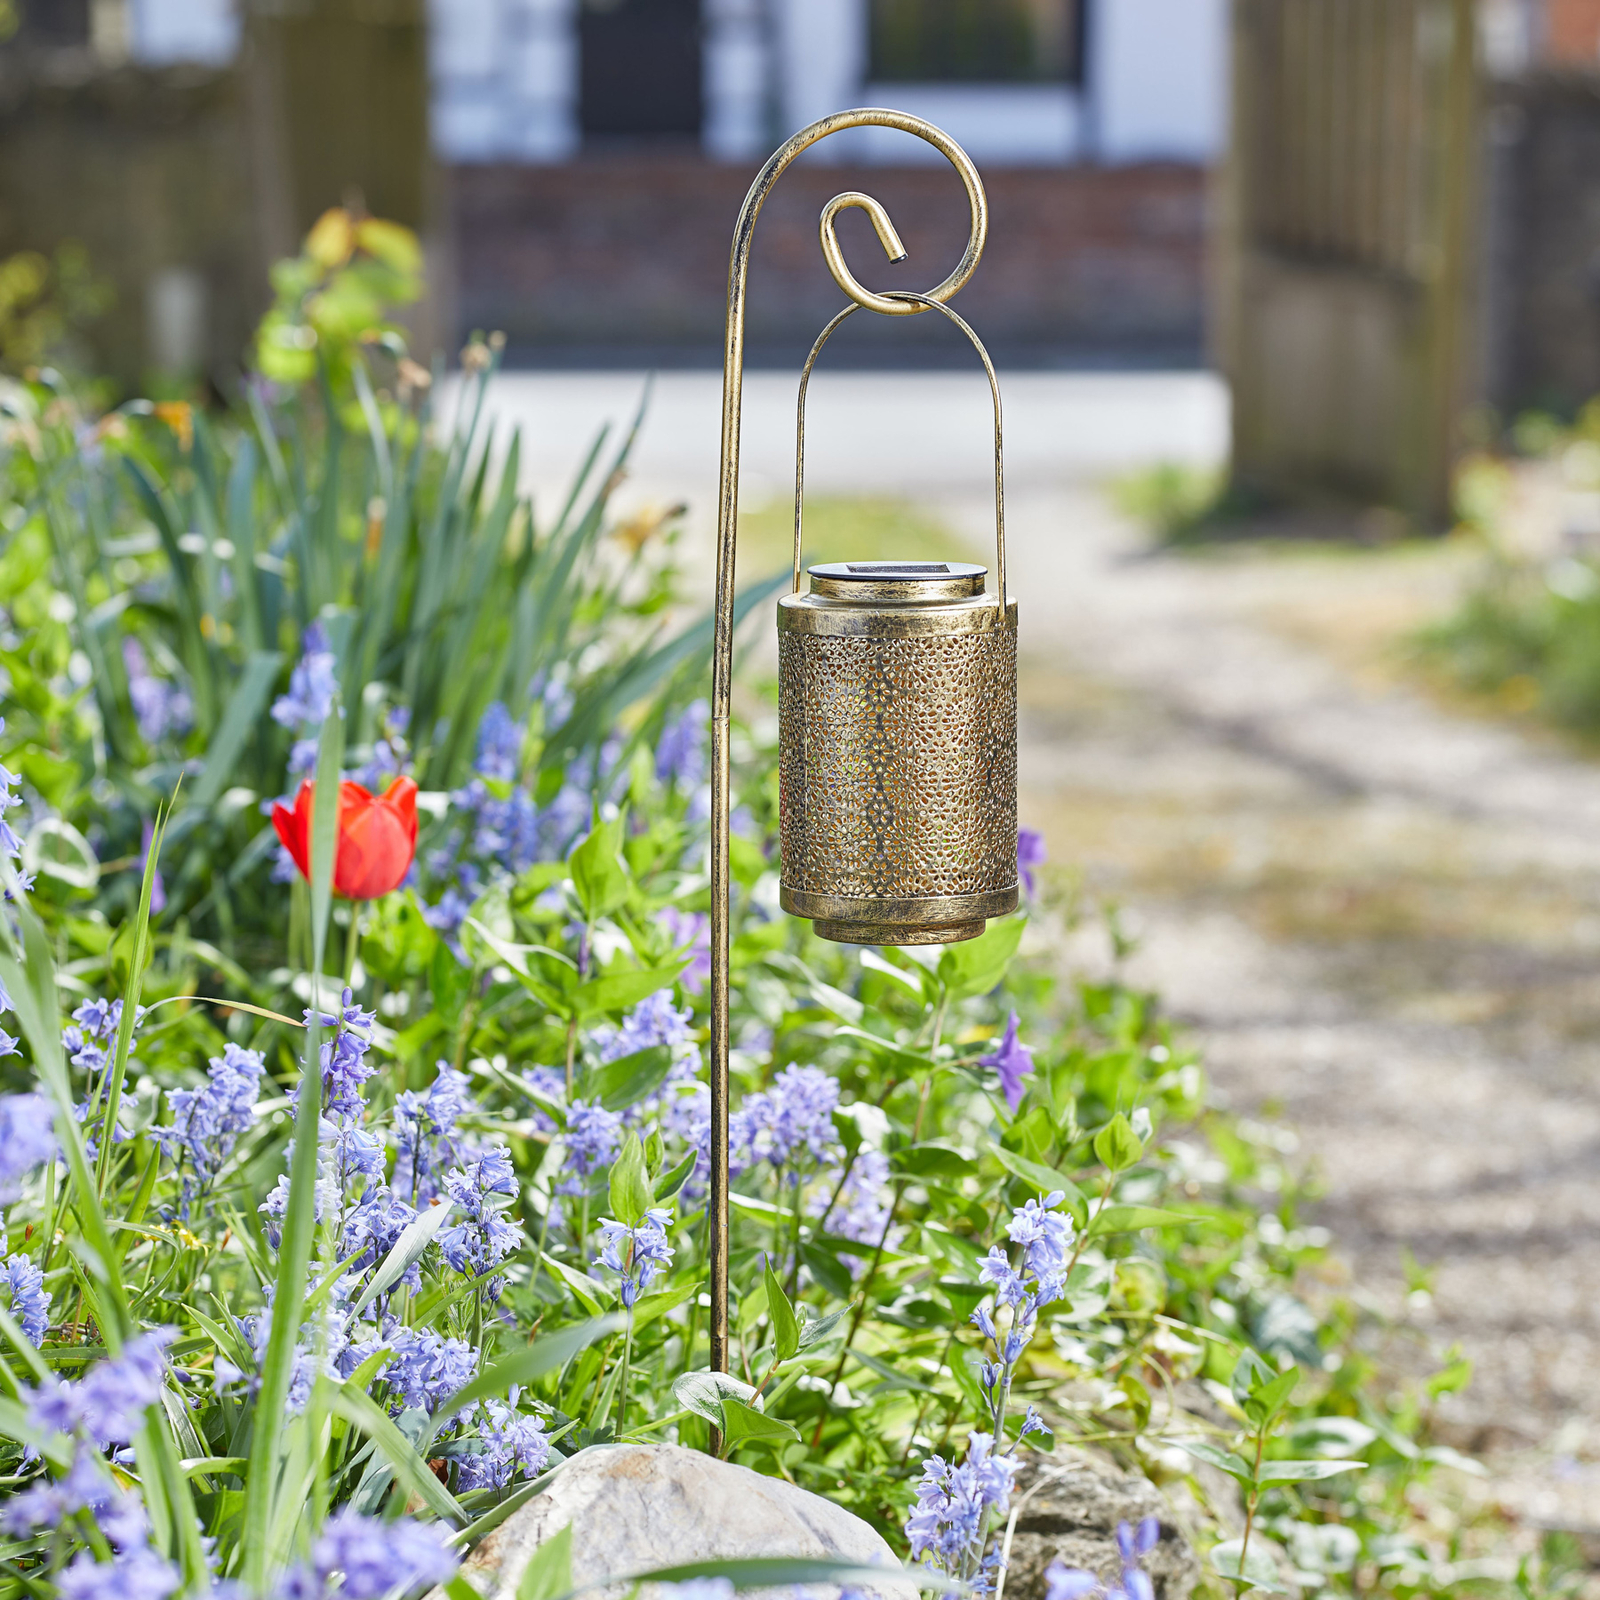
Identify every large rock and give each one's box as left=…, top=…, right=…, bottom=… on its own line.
left=462, top=1443, right=916, bottom=1600
left=1001, top=1455, right=1200, bottom=1600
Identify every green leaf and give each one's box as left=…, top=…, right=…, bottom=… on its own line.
left=795, top=1304, right=852, bottom=1353
left=1249, top=1365, right=1299, bottom=1423
left=608, top=1132, right=652, bottom=1229
left=990, top=1146, right=1088, bottom=1223
left=1092, top=1112, right=1143, bottom=1173
left=1087, top=1204, right=1193, bottom=1237
left=192, top=650, right=283, bottom=807
left=517, top=1522, right=573, bottom=1600
left=568, top=813, right=629, bottom=920
left=565, top=1556, right=944, bottom=1598
left=631, top=1281, right=700, bottom=1332
left=539, top=1252, right=614, bottom=1315
left=654, top=1151, right=698, bottom=1204
left=1255, top=1458, right=1365, bottom=1485
left=573, top=963, right=685, bottom=1022
left=351, top=1199, right=456, bottom=1314
left=720, top=1396, right=800, bottom=1448
left=1211, top=1537, right=1289, bottom=1593
left=587, top=1045, right=673, bottom=1112
left=896, top=1143, right=980, bottom=1182
left=1169, top=1438, right=1255, bottom=1484
left=936, top=915, right=1025, bottom=1001
left=328, top=1383, right=467, bottom=1526
left=671, top=1369, right=757, bottom=1427
left=764, top=1263, right=800, bottom=1363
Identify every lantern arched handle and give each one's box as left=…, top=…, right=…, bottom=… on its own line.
left=791, top=292, right=1005, bottom=610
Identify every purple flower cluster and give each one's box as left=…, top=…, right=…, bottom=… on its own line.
left=810, top=1146, right=896, bottom=1269
left=659, top=906, right=711, bottom=993
left=438, top=1145, right=524, bottom=1297
left=972, top=1191, right=1074, bottom=1398
left=121, top=639, right=192, bottom=747
left=905, top=1431, right=1019, bottom=1583
left=559, top=1099, right=624, bottom=1196
left=4, top=1445, right=177, bottom=1600
left=4, top=1252, right=50, bottom=1344
left=368, top=1323, right=479, bottom=1414
left=63, top=995, right=139, bottom=1078
left=25, top=1327, right=175, bottom=1446
left=730, top=1064, right=839, bottom=1177
left=475, top=701, right=525, bottom=783
left=1046, top=1518, right=1159, bottom=1600
left=302, top=989, right=379, bottom=1120
left=656, top=698, right=709, bottom=790
left=595, top=1205, right=675, bottom=1307
left=456, top=1389, right=552, bottom=1490
left=153, top=1041, right=264, bottom=1215
left=307, top=1508, right=458, bottom=1600
left=0, top=1092, right=57, bottom=1200
left=272, top=622, right=337, bottom=729
left=0, top=720, right=35, bottom=900
left=393, top=1061, right=475, bottom=1204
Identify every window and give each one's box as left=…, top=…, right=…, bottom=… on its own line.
left=868, top=0, right=1083, bottom=85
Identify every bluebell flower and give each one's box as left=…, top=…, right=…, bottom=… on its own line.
left=311, top=1509, right=459, bottom=1600
left=455, top=1391, right=552, bottom=1490
left=0, top=1027, right=17, bottom=1058
left=809, top=1146, right=895, bottom=1269
left=393, top=1061, right=475, bottom=1204
left=371, top=1324, right=480, bottom=1414
left=593, top=989, right=693, bottom=1063
left=271, top=622, right=337, bottom=729
left=659, top=906, right=711, bottom=993
left=475, top=701, right=524, bottom=782
left=595, top=1206, right=675, bottom=1307
left=730, top=1064, right=839, bottom=1176
left=980, top=1011, right=1035, bottom=1113
left=55, top=1547, right=180, bottom=1600
left=1045, top=1517, right=1159, bottom=1600
left=1017, top=827, right=1047, bottom=897
left=297, top=989, right=377, bottom=1120
left=1007, top=1191, right=1074, bottom=1279
left=26, top=1327, right=175, bottom=1446
left=438, top=1146, right=523, bottom=1295
left=0, top=1093, right=58, bottom=1200
left=153, top=1042, right=265, bottom=1216
left=121, top=639, right=192, bottom=746
left=656, top=699, right=709, bottom=789
left=560, top=1099, right=624, bottom=1193
left=4, top=1253, right=50, bottom=1345
left=905, top=1432, right=1017, bottom=1575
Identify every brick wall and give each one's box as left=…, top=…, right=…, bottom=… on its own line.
left=449, top=156, right=1208, bottom=364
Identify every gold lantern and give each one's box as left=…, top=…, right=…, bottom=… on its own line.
left=707, top=109, right=1013, bottom=1397
left=776, top=294, right=1017, bottom=946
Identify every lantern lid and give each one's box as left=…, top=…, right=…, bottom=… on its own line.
left=805, top=560, right=987, bottom=602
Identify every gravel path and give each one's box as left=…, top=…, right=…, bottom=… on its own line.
left=966, top=484, right=1600, bottom=1539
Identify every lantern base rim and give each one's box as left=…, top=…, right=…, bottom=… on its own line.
left=780, top=882, right=1019, bottom=946
left=811, top=917, right=987, bottom=946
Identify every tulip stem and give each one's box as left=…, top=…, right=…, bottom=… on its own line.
left=343, top=905, right=360, bottom=985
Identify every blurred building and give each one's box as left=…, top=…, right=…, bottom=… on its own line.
left=428, top=0, right=1227, bottom=365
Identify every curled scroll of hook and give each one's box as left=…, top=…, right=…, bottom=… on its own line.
left=819, top=134, right=987, bottom=315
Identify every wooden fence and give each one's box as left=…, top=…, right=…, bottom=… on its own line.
left=1217, top=0, right=1479, bottom=524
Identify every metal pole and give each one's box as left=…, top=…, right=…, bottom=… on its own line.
left=708, top=109, right=988, bottom=1422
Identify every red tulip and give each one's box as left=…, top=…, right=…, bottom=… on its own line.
left=272, top=776, right=419, bottom=901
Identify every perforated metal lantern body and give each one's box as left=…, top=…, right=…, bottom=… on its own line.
left=778, top=560, right=1019, bottom=945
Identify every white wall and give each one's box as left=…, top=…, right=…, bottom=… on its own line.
left=430, top=0, right=579, bottom=163
left=1088, top=0, right=1228, bottom=163
left=127, top=0, right=239, bottom=66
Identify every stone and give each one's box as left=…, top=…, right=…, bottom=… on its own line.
left=461, top=1443, right=917, bottom=1600
left=999, top=1455, right=1200, bottom=1600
